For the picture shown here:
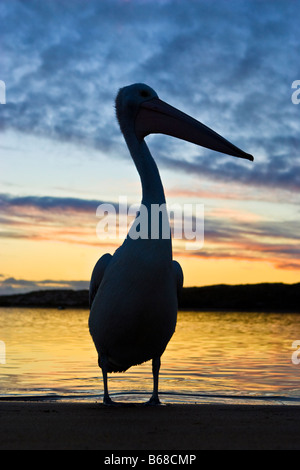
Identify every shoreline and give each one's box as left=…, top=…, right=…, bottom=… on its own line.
left=1, top=400, right=300, bottom=450
left=0, top=283, right=299, bottom=313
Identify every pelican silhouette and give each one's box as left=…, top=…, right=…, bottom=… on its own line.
left=89, top=83, right=253, bottom=405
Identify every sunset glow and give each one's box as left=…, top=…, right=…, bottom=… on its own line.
left=1, top=0, right=299, bottom=295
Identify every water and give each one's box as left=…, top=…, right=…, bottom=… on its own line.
left=1, top=308, right=300, bottom=405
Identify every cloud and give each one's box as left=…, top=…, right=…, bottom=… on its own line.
left=1, top=1, right=300, bottom=287
left=172, top=206, right=300, bottom=272
left=0, top=192, right=112, bottom=246
left=1, top=0, right=299, bottom=192
left=1, top=190, right=300, bottom=270
left=0, top=193, right=106, bottom=212
left=0, top=276, right=89, bottom=296
left=0, top=192, right=146, bottom=249
left=158, top=149, right=300, bottom=192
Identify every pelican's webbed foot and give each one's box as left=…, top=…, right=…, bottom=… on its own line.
left=144, top=395, right=161, bottom=406
left=103, top=396, right=120, bottom=406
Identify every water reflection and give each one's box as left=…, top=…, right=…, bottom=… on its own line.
left=0, top=308, right=300, bottom=403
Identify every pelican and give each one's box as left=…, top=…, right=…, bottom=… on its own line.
left=89, top=83, right=253, bottom=405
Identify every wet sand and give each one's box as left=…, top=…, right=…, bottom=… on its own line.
left=0, top=401, right=300, bottom=450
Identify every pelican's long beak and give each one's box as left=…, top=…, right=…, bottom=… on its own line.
left=135, top=98, right=253, bottom=161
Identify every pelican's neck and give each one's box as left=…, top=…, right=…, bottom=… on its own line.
left=124, top=132, right=166, bottom=207
left=121, top=128, right=172, bottom=257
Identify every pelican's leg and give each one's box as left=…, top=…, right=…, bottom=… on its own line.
left=99, top=355, right=115, bottom=406
left=145, top=356, right=161, bottom=405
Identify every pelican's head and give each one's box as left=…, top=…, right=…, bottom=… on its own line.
left=116, top=83, right=253, bottom=161
left=115, top=83, right=158, bottom=135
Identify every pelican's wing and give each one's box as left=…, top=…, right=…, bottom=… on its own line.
left=172, top=260, right=184, bottom=302
left=89, top=253, right=112, bottom=308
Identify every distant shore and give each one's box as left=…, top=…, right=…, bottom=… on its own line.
left=1, top=401, right=300, bottom=450
left=0, top=282, right=299, bottom=312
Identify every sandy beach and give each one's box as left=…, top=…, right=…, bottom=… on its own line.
left=0, top=401, right=300, bottom=450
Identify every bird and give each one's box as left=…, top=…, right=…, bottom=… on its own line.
left=88, top=83, right=253, bottom=405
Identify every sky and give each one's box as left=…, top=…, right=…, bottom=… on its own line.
left=0, top=0, right=300, bottom=295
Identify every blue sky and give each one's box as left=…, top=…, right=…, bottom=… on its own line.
left=1, top=0, right=300, bottom=294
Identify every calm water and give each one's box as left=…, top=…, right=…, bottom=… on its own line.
left=1, top=308, right=300, bottom=405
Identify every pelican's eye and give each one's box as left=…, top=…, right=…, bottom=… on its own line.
left=140, top=90, right=150, bottom=98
